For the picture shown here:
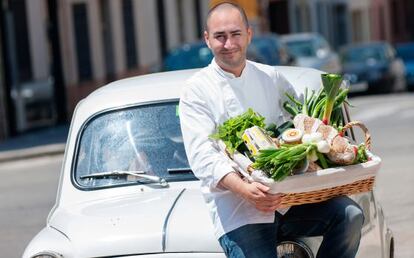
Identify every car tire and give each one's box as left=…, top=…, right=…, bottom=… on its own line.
left=389, top=238, right=394, bottom=258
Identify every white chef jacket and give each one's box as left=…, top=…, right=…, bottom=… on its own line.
left=179, top=59, right=296, bottom=238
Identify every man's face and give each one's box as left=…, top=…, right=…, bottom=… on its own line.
left=204, top=8, right=252, bottom=74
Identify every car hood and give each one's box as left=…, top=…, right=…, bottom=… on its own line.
left=48, top=188, right=221, bottom=257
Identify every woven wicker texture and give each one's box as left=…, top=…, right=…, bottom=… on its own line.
left=341, top=121, right=371, bottom=150
left=279, top=176, right=375, bottom=207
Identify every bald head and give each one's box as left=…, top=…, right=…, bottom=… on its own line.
left=205, top=2, right=249, bottom=32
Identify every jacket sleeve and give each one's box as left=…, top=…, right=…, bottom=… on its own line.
left=179, top=82, right=235, bottom=190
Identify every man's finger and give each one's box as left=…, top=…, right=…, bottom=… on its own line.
left=254, top=182, right=270, bottom=193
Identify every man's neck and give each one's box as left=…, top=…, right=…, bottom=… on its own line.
left=218, top=61, right=246, bottom=77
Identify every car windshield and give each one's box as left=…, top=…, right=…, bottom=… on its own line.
left=342, top=46, right=386, bottom=63
left=251, top=37, right=281, bottom=65
left=74, top=101, right=195, bottom=189
left=285, top=39, right=316, bottom=57
left=164, top=44, right=213, bottom=71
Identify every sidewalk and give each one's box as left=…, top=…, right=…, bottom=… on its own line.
left=0, top=124, right=69, bottom=163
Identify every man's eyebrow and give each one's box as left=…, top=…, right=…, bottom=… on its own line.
left=213, top=31, right=226, bottom=36
left=213, top=29, right=242, bottom=36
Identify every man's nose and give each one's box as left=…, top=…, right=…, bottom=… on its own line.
left=224, top=37, right=233, bottom=49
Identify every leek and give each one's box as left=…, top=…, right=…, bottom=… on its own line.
left=321, top=74, right=343, bottom=125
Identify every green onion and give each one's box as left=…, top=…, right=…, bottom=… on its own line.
left=253, top=143, right=317, bottom=181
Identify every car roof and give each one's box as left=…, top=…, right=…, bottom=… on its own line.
left=90, top=68, right=197, bottom=100
left=72, top=69, right=198, bottom=124
left=280, top=32, right=321, bottom=42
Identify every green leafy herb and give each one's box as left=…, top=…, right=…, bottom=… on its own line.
left=210, top=108, right=266, bottom=154
left=356, top=143, right=369, bottom=163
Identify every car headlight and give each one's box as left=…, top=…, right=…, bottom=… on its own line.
left=31, top=251, right=63, bottom=258
left=277, top=240, right=314, bottom=258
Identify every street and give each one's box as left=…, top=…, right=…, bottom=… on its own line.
left=0, top=92, right=413, bottom=258
left=350, top=92, right=414, bottom=258
left=0, top=155, right=62, bottom=258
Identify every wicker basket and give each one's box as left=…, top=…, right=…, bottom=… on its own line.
left=229, top=121, right=380, bottom=207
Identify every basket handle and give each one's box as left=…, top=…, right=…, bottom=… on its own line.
left=339, top=121, right=371, bottom=150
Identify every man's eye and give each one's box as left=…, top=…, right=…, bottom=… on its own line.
left=216, top=35, right=225, bottom=40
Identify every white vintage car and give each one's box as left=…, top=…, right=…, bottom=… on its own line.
left=23, top=67, right=394, bottom=258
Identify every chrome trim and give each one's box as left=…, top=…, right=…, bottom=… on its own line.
left=31, top=251, right=63, bottom=258
left=49, top=225, right=70, bottom=241
left=162, top=188, right=186, bottom=252
left=277, top=240, right=314, bottom=258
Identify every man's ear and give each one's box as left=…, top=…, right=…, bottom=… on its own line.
left=247, top=27, right=253, bottom=44
left=204, top=30, right=211, bottom=49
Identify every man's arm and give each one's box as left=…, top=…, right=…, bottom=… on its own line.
left=179, top=83, right=236, bottom=189
left=219, top=172, right=283, bottom=212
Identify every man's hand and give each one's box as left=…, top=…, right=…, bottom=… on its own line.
left=241, top=181, right=283, bottom=212
left=219, top=172, right=283, bottom=212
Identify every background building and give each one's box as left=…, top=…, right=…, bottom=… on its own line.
left=0, top=0, right=413, bottom=140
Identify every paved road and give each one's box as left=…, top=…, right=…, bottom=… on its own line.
left=0, top=155, right=62, bottom=258
left=350, top=92, right=414, bottom=258
left=0, top=92, right=413, bottom=258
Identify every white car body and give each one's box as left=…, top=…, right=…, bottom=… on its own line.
left=23, top=67, right=393, bottom=258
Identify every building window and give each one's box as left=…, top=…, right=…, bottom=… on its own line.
left=10, top=0, right=32, bottom=82
left=122, top=0, right=138, bottom=69
left=268, top=0, right=289, bottom=34
left=194, top=0, right=202, bottom=38
left=352, top=10, right=363, bottom=42
left=157, top=0, right=167, bottom=58
left=73, top=3, right=93, bottom=81
left=332, top=4, right=347, bottom=48
left=391, top=0, right=400, bottom=37
left=99, top=0, right=115, bottom=80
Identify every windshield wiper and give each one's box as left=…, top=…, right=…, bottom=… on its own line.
left=167, top=168, right=193, bottom=174
left=80, top=170, right=168, bottom=187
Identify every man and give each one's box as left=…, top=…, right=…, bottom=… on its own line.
left=179, top=2, right=364, bottom=258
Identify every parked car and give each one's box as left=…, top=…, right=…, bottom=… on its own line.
left=23, top=67, right=393, bottom=258
left=164, top=33, right=292, bottom=71
left=340, top=42, right=406, bottom=93
left=280, top=33, right=341, bottom=74
left=395, top=42, right=414, bottom=91
left=11, top=78, right=57, bottom=132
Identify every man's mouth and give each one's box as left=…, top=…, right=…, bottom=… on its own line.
left=222, top=50, right=238, bottom=55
